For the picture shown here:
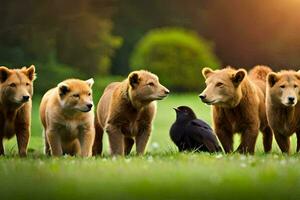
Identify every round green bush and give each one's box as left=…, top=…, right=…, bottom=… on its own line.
left=130, top=27, right=220, bottom=91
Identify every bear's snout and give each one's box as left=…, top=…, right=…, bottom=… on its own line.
left=22, top=95, right=30, bottom=102
left=86, top=103, right=93, bottom=109
left=164, top=88, right=170, bottom=95
left=199, top=94, right=206, bottom=100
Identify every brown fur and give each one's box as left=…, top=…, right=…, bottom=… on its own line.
left=40, top=78, right=95, bottom=157
left=93, top=70, right=169, bottom=156
left=248, top=65, right=273, bottom=82
left=0, top=65, right=36, bottom=156
left=266, top=70, right=300, bottom=154
left=200, top=66, right=273, bottom=154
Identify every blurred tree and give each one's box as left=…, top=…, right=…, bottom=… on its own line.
left=112, top=0, right=300, bottom=73
left=0, top=0, right=122, bottom=91
left=111, top=0, right=203, bottom=75
left=2, top=0, right=300, bottom=93
left=130, top=27, right=220, bottom=91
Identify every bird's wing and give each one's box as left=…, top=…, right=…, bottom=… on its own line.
left=190, top=119, right=213, bottom=131
left=188, top=119, right=222, bottom=153
left=169, top=124, right=185, bottom=149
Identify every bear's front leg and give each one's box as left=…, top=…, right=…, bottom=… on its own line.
left=79, top=128, right=95, bottom=157
left=237, top=128, right=259, bottom=154
left=215, top=128, right=233, bottom=153
left=15, top=122, right=30, bottom=157
left=213, top=108, right=233, bottom=153
left=135, top=124, right=152, bottom=155
left=47, top=130, right=63, bottom=156
left=274, top=131, right=290, bottom=154
left=106, top=124, right=125, bottom=156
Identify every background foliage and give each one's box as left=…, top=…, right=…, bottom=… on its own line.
left=130, top=27, right=220, bottom=91
left=1, top=0, right=300, bottom=94
left=0, top=0, right=122, bottom=94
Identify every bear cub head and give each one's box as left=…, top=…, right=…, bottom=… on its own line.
left=58, top=78, right=94, bottom=112
left=267, top=70, right=300, bottom=107
left=0, top=65, right=36, bottom=106
left=199, top=67, right=247, bottom=108
left=128, top=70, right=169, bottom=104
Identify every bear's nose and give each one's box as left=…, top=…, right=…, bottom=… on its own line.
left=86, top=103, right=93, bottom=109
left=288, top=96, right=295, bottom=103
left=199, top=94, right=206, bottom=100
left=22, top=95, right=30, bottom=102
left=164, top=89, right=170, bottom=95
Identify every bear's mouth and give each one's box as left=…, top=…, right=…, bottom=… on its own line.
left=81, top=109, right=91, bottom=112
left=12, top=98, right=30, bottom=104
left=155, top=95, right=168, bottom=100
left=283, top=102, right=297, bottom=107
left=205, top=101, right=215, bottom=105
left=78, top=108, right=92, bottom=112
left=201, top=99, right=218, bottom=105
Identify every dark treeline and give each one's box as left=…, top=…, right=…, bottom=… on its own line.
left=1, top=0, right=299, bottom=81
left=113, top=0, right=300, bottom=73
left=0, top=0, right=120, bottom=77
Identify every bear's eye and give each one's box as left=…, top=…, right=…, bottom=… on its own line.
left=216, top=82, right=223, bottom=87
left=88, top=93, right=91, bottom=96
left=26, top=83, right=30, bottom=86
left=294, top=85, right=298, bottom=88
left=280, top=85, right=285, bottom=89
left=148, top=82, right=154, bottom=87
left=73, top=94, right=80, bottom=98
left=9, top=83, right=16, bottom=87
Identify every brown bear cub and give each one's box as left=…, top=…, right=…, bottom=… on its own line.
left=266, top=70, right=300, bottom=154
left=40, top=78, right=95, bottom=157
left=200, top=65, right=273, bottom=154
left=0, top=65, right=36, bottom=156
left=93, top=70, right=169, bottom=156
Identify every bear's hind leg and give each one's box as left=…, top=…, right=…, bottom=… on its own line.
left=92, top=121, right=104, bottom=156
left=262, top=126, right=273, bottom=153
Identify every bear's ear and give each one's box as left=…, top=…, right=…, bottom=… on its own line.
left=232, top=69, right=246, bottom=86
left=296, top=71, right=300, bottom=80
left=129, top=72, right=139, bottom=88
left=25, top=65, right=36, bottom=81
left=267, top=72, right=278, bottom=87
left=86, top=78, right=94, bottom=88
left=0, top=66, right=10, bottom=83
left=58, top=82, right=70, bottom=96
left=202, top=67, right=214, bottom=79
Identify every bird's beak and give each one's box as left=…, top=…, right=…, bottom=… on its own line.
left=173, top=107, right=180, bottom=112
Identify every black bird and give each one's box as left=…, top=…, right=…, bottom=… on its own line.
left=170, top=106, right=222, bottom=153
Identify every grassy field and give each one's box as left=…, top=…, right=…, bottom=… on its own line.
left=1, top=94, right=300, bottom=200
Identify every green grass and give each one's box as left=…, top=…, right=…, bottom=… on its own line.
left=1, top=94, right=300, bottom=200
